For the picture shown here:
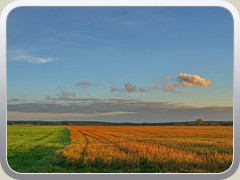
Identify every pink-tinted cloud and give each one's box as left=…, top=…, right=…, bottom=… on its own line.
left=110, top=83, right=147, bottom=94
left=124, top=83, right=137, bottom=92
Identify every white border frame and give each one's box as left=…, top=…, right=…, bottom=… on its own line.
left=0, top=0, right=240, bottom=179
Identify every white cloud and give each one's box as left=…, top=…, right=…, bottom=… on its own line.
left=8, top=50, right=54, bottom=64
left=18, top=55, right=53, bottom=63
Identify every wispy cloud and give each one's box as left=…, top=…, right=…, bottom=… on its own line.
left=59, top=32, right=99, bottom=41
left=138, top=87, right=147, bottom=92
left=15, top=55, right=53, bottom=64
left=109, top=74, right=212, bottom=94
left=56, top=87, right=76, bottom=100
left=7, top=99, right=232, bottom=122
left=8, top=98, right=26, bottom=104
left=113, top=20, right=140, bottom=27
left=153, top=73, right=213, bottom=93
left=124, top=83, right=137, bottom=92
left=110, top=86, right=118, bottom=92
left=8, top=50, right=54, bottom=64
left=76, top=81, right=94, bottom=87
left=8, top=111, right=135, bottom=120
left=110, top=82, right=148, bottom=94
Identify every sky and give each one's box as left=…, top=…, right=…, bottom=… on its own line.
left=7, top=7, right=233, bottom=122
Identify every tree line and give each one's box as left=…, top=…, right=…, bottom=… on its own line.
left=7, top=119, right=233, bottom=126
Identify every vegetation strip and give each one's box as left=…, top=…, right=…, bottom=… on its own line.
left=7, top=125, right=233, bottom=173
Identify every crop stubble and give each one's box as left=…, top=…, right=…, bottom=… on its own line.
left=61, top=126, right=232, bottom=173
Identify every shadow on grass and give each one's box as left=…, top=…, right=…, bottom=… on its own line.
left=7, top=146, right=61, bottom=173
left=7, top=146, right=232, bottom=173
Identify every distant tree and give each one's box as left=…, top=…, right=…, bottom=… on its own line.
left=226, top=121, right=233, bottom=126
left=8, top=122, right=15, bottom=125
left=210, top=122, right=220, bottom=126
left=196, top=118, right=204, bottom=125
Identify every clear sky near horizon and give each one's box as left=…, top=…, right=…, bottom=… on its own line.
left=7, top=7, right=233, bottom=122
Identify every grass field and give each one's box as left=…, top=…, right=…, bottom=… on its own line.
left=7, top=126, right=70, bottom=172
left=7, top=125, right=233, bottom=173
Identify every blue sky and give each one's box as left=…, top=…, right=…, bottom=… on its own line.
left=7, top=7, right=233, bottom=122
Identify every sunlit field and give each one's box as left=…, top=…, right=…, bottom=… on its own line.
left=7, top=125, right=232, bottom=173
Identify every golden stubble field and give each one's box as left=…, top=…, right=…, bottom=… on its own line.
left=61, top=126, right=233, bottom=173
